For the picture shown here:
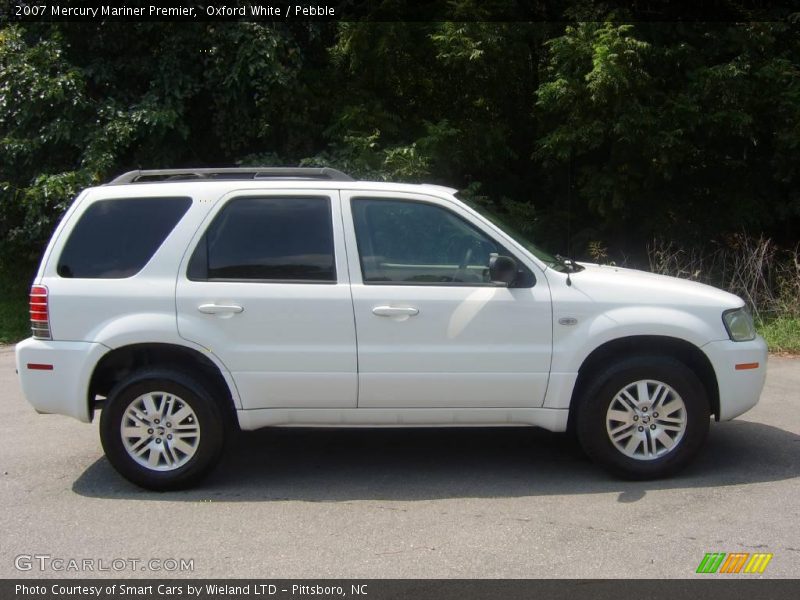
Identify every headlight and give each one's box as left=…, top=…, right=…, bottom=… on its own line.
left=722, top=307, right=756, bottom=341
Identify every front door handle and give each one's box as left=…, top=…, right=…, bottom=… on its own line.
left=198, top=303, right=244, bottom=315
left=372, top=306, right=419, bottom=317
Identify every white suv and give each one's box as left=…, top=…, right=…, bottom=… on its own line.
left=15, top=168, right=767, bottom=489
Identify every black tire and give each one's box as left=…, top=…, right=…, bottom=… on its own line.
left=100, top=368, right=225, bottom=490
left=575, top=356, right=710, bottom=480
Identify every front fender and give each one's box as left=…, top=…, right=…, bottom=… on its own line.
left=552, top=306, right=725, bottom=374
left=543, top=307, right=726, bottom=411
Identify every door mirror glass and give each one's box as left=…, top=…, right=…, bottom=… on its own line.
left=489, top=254, right=517, bottom=287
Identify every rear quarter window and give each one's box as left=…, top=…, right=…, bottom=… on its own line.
left=57, top=197, right=192, bottom=278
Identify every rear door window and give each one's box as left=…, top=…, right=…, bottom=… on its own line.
left=187, top=196, right=336, bottom=283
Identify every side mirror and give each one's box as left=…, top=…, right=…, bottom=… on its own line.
left=489, top=254, right=517, bottom=287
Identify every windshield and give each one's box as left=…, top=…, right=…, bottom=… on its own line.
left=458, top=196, right=569, bottom=272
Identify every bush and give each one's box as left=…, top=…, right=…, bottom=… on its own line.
left=648, top=235, right=800, bottom=352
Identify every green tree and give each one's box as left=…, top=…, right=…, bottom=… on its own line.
left=2, top=17, right=799, bottom=281
left=535, top=21, right=800, bottom=249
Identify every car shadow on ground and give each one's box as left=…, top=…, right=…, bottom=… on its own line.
left=72, top=420, right=800, bottom=502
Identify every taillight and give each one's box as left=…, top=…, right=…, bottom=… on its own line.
left=30, top=285, right=51, bottom=340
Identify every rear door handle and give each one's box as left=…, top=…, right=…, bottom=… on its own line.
left=372, top=306, right=419, bottom=317
left=198, top=303, right=244, bottom=315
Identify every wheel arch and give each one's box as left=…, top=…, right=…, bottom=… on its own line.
left=568, top=335, right=720, bottom=427
left=88, top=342, right=240, bottom=423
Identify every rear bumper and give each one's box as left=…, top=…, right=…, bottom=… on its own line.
left=702, top=336, right=768, bottom=421
left=15, top=338, right=109, bottom=423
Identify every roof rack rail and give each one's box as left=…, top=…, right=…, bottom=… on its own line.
left=108, top=167, right=355, bottom=185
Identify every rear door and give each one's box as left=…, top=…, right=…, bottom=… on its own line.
left=176, top=191, right=357, bottom=409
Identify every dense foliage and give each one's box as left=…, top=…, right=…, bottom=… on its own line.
left=2, top=18, right=800, bottom=280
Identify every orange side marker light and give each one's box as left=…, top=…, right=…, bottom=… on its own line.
left=735, top=362, right=759, bottom=370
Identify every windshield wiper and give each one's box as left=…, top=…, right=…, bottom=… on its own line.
left=555, top=254, right=583, bottom=273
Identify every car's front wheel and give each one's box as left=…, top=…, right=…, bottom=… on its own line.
left=576, top=356, right=710, bottom=479
left=99, top=368, right=225, bottom=490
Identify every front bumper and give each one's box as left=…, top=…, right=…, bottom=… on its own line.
left=702, top=336, right=768, bottom=421
left=15, top=338, right=109, bottom=423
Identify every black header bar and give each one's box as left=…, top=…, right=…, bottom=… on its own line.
left=3, top=0, right=800, bottom=23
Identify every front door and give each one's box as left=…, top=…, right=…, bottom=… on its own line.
left=341, top=191, right=552, bottom=409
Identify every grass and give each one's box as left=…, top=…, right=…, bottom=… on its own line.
left=0, top=295, right=28, bottom=344
left=0, top=271, right=30, bottom=345
left=757, top=317, right=800, bottom=355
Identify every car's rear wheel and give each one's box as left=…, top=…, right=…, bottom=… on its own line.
left=576, top=356, right=710, bottom=479
left=100, top=368, right=225, bottom=490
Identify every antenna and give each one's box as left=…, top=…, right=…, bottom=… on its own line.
left=566, top=146, right=573, bottom=287
left=567, top=146, right=573, bottom=260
